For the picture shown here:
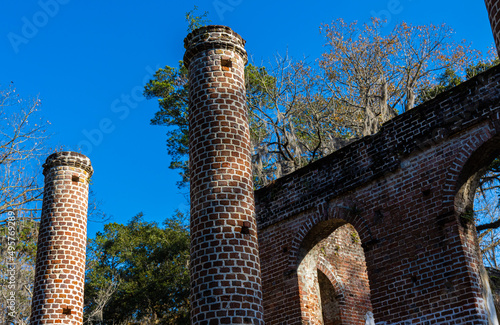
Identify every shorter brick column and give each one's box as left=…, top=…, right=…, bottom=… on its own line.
left=31, top=152, right=93, bottom=325
left=485, top=0, right=500, bottom=55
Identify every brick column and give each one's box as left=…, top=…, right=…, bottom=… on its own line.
left=184, top=25, right=264, bottom=325
left=485, top=0, right=500, bottom=55
left=31, top=151, right=93, bottom=325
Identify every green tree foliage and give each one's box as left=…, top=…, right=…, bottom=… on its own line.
left=84, top=213, right=190, bottom=325
left=144, top=63, right=190, bottom=188
left=416, top=68, right=463, bottom=104
left=417, top=58, right=499, bottom=104
left=185, top=6, right=210, bottom=33
left=143, top=62, right=279, bottom=187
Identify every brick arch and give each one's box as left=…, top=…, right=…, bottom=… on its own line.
left=295, top=220, right=374, bottom=325
left=444, top=120, right=500, bottom=323
left=316, top=256, right=345, bottom=303
left=454, top=133, right=500, bottom=210
left=316, top=257, right=346, bottom=325
left=288, top=202, right=372, bottom=270
left=432, top=119, right=500, bottom=216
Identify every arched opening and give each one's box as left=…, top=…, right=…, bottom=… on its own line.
left=297, top=220, right=373, bottom=325
left=454, top=135, right=500, bottom=323
left=318, top=269, right=342, bottom=325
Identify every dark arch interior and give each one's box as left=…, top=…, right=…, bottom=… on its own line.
left=317, top=269, right=342, bottom=325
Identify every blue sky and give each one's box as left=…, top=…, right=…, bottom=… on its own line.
left=1, top=0, right=495, bottom=237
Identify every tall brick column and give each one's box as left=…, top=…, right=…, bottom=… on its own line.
left=184, top=25, right=264, bottom=325
left=485, top=0, right=500, bottom=55
left=31, top=151, right=93, bottom=325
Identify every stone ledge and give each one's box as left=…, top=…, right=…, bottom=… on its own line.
left=183, top=25, right=247, bottom=68
left=42, top=151, right=93, bottom=177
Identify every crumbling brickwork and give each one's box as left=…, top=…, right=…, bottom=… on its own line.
left=184, top=26, right=264, bottom=325
left=256, top=65, right=500, bottom=324
left=29, top=2, right=500, bottom=323
left=485, top=0, right=500, bottom=55
left=31, top=152, right=93, bottom=325
left=184, top=23, right=500, bottom=325
left=297, top=223, right=373, bottom=324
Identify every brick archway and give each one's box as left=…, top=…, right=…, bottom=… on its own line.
left=451, top=130, right=500, bottom=323
left=316, top=256, right=345, bottom=301
left=453, top=132, right=500, bottom=212
left=316, top=258, right=345, bottom=325
left=287, top=202, right=372, bottom=271
left=296, top=221, right=373, bottom=325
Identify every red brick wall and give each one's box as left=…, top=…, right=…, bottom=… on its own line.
left=184, top=26, right=264, bottom=325
left=485, top=0, right=500, bottom=56
left=31, top=152, right=93, bottom=325
left=184, top=25, right=500, bottom=324
left=297, top=223, right=373, bottom=324
left=256, top=65, right=500, bottom=324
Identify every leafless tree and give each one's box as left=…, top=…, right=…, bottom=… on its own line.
left=0, top=84, right=48, bottom=324
left=319, top=18, right=477, bottom=136
left=248, top=55, right=352, bottom=186
left=0, top=84, right=48, bottom=221
left=246, top=20, right=478, bottom=187
left=84, top=279, right=119, bottom=325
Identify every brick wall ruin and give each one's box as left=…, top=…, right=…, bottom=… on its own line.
left=29, top=1, right=500, bottom=324
left=184, top=6, right=500, bottom=322
left=255, top=63, right=500, bottom=324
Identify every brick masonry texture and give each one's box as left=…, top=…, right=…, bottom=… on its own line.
left=185, top=26, right=264, bottom=325
left=485, top=0, right=500, bottom=55
left=297, top=223, right=373, bottom=324
left=256, top=63, right=500, bottom=324
left=31, top=151, right=93, bottom=325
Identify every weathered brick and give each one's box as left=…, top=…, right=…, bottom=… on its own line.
left=185, top=25, right=264, bottom=325
left=255, top=64, right=500, bottom=324
left=182, top=12, right=500, bottom=324
left=485, top=0, right=500, bottom=56
left=31, top=152, right=92, bottom=325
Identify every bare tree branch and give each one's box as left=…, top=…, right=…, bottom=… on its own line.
left=0, top=84, right=49, bottom=219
